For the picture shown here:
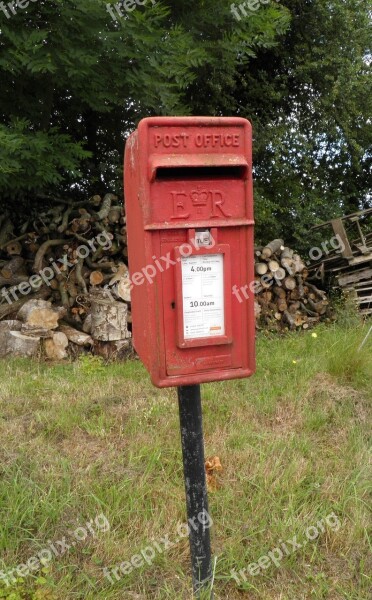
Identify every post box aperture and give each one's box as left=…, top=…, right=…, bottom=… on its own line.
left=124, top=117, right=255, bottom=387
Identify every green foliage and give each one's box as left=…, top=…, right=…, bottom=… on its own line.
left=0, top=568, right=54, bottom=599
left=0, top=0, right=370, bottom=243
left=235, top=0, right=371, bottom=247
left=0, top=0, right=289, bottom=201
left=77, top=354, right=105, bottom=376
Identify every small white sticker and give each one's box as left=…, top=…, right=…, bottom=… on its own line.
left=181, top=254, right=225, bottom=340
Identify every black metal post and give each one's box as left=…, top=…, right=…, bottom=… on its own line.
left=178, top=384, right=213, bottom=598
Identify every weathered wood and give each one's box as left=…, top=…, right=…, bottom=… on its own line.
left=59, top=323, right=93, bottom=346
left=17, top=299, right=66, bottom=330
left=283, top=310, right=296, bottom=330
left=0, top=274, right=29, bottom=287
left=0, top=320, right=22, bottom=333
left=33, top=239, right=71, bottom=273
left=1, top=257, right=25, bottom=279
left=82, top=314, right=92, bottom=334
left=338, top=268, right=372, bottom=287
left=116, top=278, right=131, bottom=302
left=44, top=332, right=69, bottom=360
left=91, top=296, right=130, bottom=341
left=0, top=287, right=50, bottom=319
left=0, top=329, right=40, bottom=358
left=21, top=325, right=52, bottom=338
left=273, top=286, right=287, bottom=299
left=261, top=239, right=284, bottom=259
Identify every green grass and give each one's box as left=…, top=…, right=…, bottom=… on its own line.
left=0, top=318, right=371, bottom=599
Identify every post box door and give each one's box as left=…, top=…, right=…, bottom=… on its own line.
left=158, top=227, right=248, bottom=377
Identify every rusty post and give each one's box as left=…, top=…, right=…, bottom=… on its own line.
left=178, top=384, right=213, bottom=598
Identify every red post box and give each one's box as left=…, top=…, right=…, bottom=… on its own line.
left=124, top=116, right=255, bottom=387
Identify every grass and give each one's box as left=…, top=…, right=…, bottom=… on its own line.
left=0, top=315, right=371, bottom=599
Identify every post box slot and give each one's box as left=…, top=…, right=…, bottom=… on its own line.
left=155, top=166, right=246, bottom=181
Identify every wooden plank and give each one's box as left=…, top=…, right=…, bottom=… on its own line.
left=330, top=219, right=353, bottom=259
left=349, top=253, right=372, bottom=266
left=311, top=207, right=372, bottom=230
left=338, top=268, right=372, bottom=287
left=356, top=295, right=372, bottom=304
left=360, top=308, right=372, bottom=315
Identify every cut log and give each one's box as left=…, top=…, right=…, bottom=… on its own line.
left=0, top=320, right=22, bottom=333
left=116, top=278, right=131, bottom=302
left=255, top=262, right=268, bottom=275
left=59, top=323, right=93, bottom=346
left=91, top=296, right=130, bottom=341
left=0, top=330, right=40, bottom=358
left=261, top=239, right=284, bottom=259
left=5, top=241, right=22, bottom=256
left=33, top=239, right=71, bottom=273
left=281, top=247, right=293, bottom=260
left=273, top=286, right=287, bottom=299
left=17, top=299, right=66, bottom=330
left=44, top=332, right=69, bottom=360
left=82, top=314, right=92, bottom=334
left=281, top=257, right=295, bottom=275
left=21, top=325, right=52, bottom=338
left=0, top=289, right=51, bottom=321
left=108, top=206, right=122, bottom=224
left=283, top=276, right=297, bottom=291
left=1, top=257, right=25, bottom=279
left=305, top=282, right=327, bottom=300
left=274, top=268, right=286, bottom=281
left=307, top=298, right=328, bottom=316
left=268, top=260, right=280, bottom=273
left=288, top=301, right=301, bottom=314
left=96, top=193, right=117, bottom=221
left=293, top=254, right=306, bottom=273
left=283, top=310, right=296, bottom=331
left=90, top=270, right=104, bottom=286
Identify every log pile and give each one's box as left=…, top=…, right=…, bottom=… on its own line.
left=254, top=239, right=332, bottom=330
left=0, top=195, right=332, bottom=360
left=0, top=195, right=131, bottom=359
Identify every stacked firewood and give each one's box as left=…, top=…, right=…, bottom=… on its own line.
left=0, top=194, right=132, bottom=358
left=254, top=239, right=331, bottom=330
left=0, top=198, right=332, bottom=359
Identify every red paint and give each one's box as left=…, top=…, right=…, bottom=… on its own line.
left=124, top=117, right=255, bottom=387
